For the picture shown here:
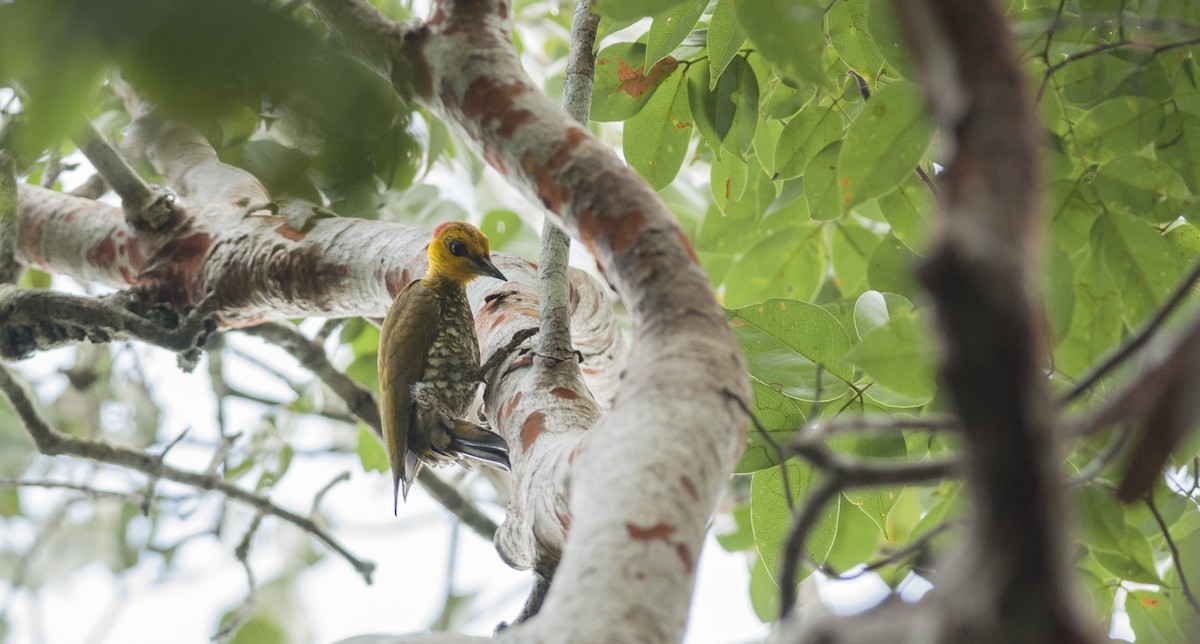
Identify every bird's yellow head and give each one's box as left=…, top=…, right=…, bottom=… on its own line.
left=426, top=221, right=507, bottom=285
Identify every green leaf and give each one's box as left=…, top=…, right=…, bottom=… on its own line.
left=826, top=0, right=884, bottom=81
left=1164, top=529, right=1200, bottom=636
left=852, top=290, right=913, bottom=339
left=724, top=223, right=825, bottom=307
left=1092, top=212, right=1193, bottom=327
left=1125, top=590, right=1189, bottom=643
left=624, top=68, right=692, bottom=190
left=1093, top=155, right=1198, bottom=224
left=646, top=0, right=706, bottom=67
left=1157, top=110, right=1200, bottom=193
left=825, top=494, right=883, bottom=570
left=716, top=503, right=756, bottom=551
left=356, top=424, right=388, bottom=474
left=710, top=148, right=749, bottom=212
left=345, top=353, right=379, bottom=391
left=1053, top=253, right=1122, bottom=378
left=838, top=80, right=933, bottom=211
left=830, top=433, right=907, bottom=536
left=751, top=460, right=840, bottom=586
left=479, top=208, right=529, bottom=251
left=726, top=57, right=760, bottom=157
left=877, top=172, right=931, bottom=252
left=1075, top=485, right=1126, bottom=552
left=737, top=377, right=808, bottom=473
left=774, top=105, right=844, bottom=181
left=830, top=220, right=883, bottom=295
left=1074, top=97, right=1166, bottom=163
left=804, top=141, right=843, bottom=220
left=867, top=234, right=921, bottom=301
left=1090, top=529, right=1162, bottom=584
left=592, top=42, right=679, bottom=122
left=749, top=554, right=782, bottom=622
left=706, top=0, right=747, bottom=89
left=845, top=310, right=937, bottom=400
left=689, top=56, right=756, bottom=158
left=733, top=0, right=825, bottom=85
left=728, top=299, right=855, bottom=401
left=687, top=59, right=729, bottom=154
left=865, top=0, right=912, bottom=78
left=1044, top=244, right=1075, bottom=347
left=593, top=0, right=689, bottom=21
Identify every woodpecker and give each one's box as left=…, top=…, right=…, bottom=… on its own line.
left=378, top=221, right=510, bottom=511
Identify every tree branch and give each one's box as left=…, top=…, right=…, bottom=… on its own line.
left=0, top=148, right=18, bottom=284
left=307, top=1, right=752, bottom=639
left=0, top=285, right=216, bottom=367
left=535, top=0, right=601, bottom=364
left=894, top=0, right=1094, bottom=640
left=0, top=362, right=377, bottom=584
left=75, top=121, right=179, bottom=231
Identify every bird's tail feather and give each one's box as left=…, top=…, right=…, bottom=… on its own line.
left=448, top=421, right=511, bottom=471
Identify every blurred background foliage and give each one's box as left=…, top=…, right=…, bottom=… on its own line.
left=2, top=0, right=1200, bottom=641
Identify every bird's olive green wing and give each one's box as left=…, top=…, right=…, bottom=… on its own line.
left=378, top=279, right=439, bottom=512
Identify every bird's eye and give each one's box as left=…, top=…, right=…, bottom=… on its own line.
left=447, top=240, right=467, bottom=257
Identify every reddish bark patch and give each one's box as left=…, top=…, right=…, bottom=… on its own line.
left=550, top=387, right=579, bottom=400
left=503, top=356, right=533, bottom=376
left=521, top=411, right=545, bottom=450
left=119, top=267, right=135, bottom=284
left=140, top=231, right=214, bottom=308
left=274, top=222, right=306, bottom=242
left=521, top=153, right=570, bottom=214
left=556, top=509, right=571, bottom=532
left=87, top=236, right=117, bottom=269
left=578, top=210, right=645, bottom=257
left=675, top=543, right=694, bottom=573
left=461, top=77, right=531, bottom=138
left=677, top=229, right=700, bottom=264
left=498, top=2, right=507, bottom=19
left=384, top=268, right=413, bottom=298
left=504, top=391, right=523, bottom=420
left=567, top=441, right=583, bottom=464
left=546, top=127, right=589, bottom=171
left=626, top=522, right=675, bottom=542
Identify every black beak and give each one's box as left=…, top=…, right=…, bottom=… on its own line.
left=472, top=256, right=507, bottom=281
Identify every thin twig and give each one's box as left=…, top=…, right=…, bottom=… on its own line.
left=312, top=471, right=351, bottom=514
left=214, top=512, right=265, bottom=643
left=0, top=478, right=184, bottom=504
left=1146, top=493, right=1200, bottom=615
left=0, top=363, right=377, bottom=583
left=1038, top=36, right=1200, bottom=100
left=535, top=0, right=600, bottom=363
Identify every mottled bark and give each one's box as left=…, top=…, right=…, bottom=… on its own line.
left=309, top=0, right=749, bottom=641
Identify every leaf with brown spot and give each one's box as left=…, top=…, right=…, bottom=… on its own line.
left=592, top=42, right=678, bottom=122
left=616, top=57, right=678, bottom=99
